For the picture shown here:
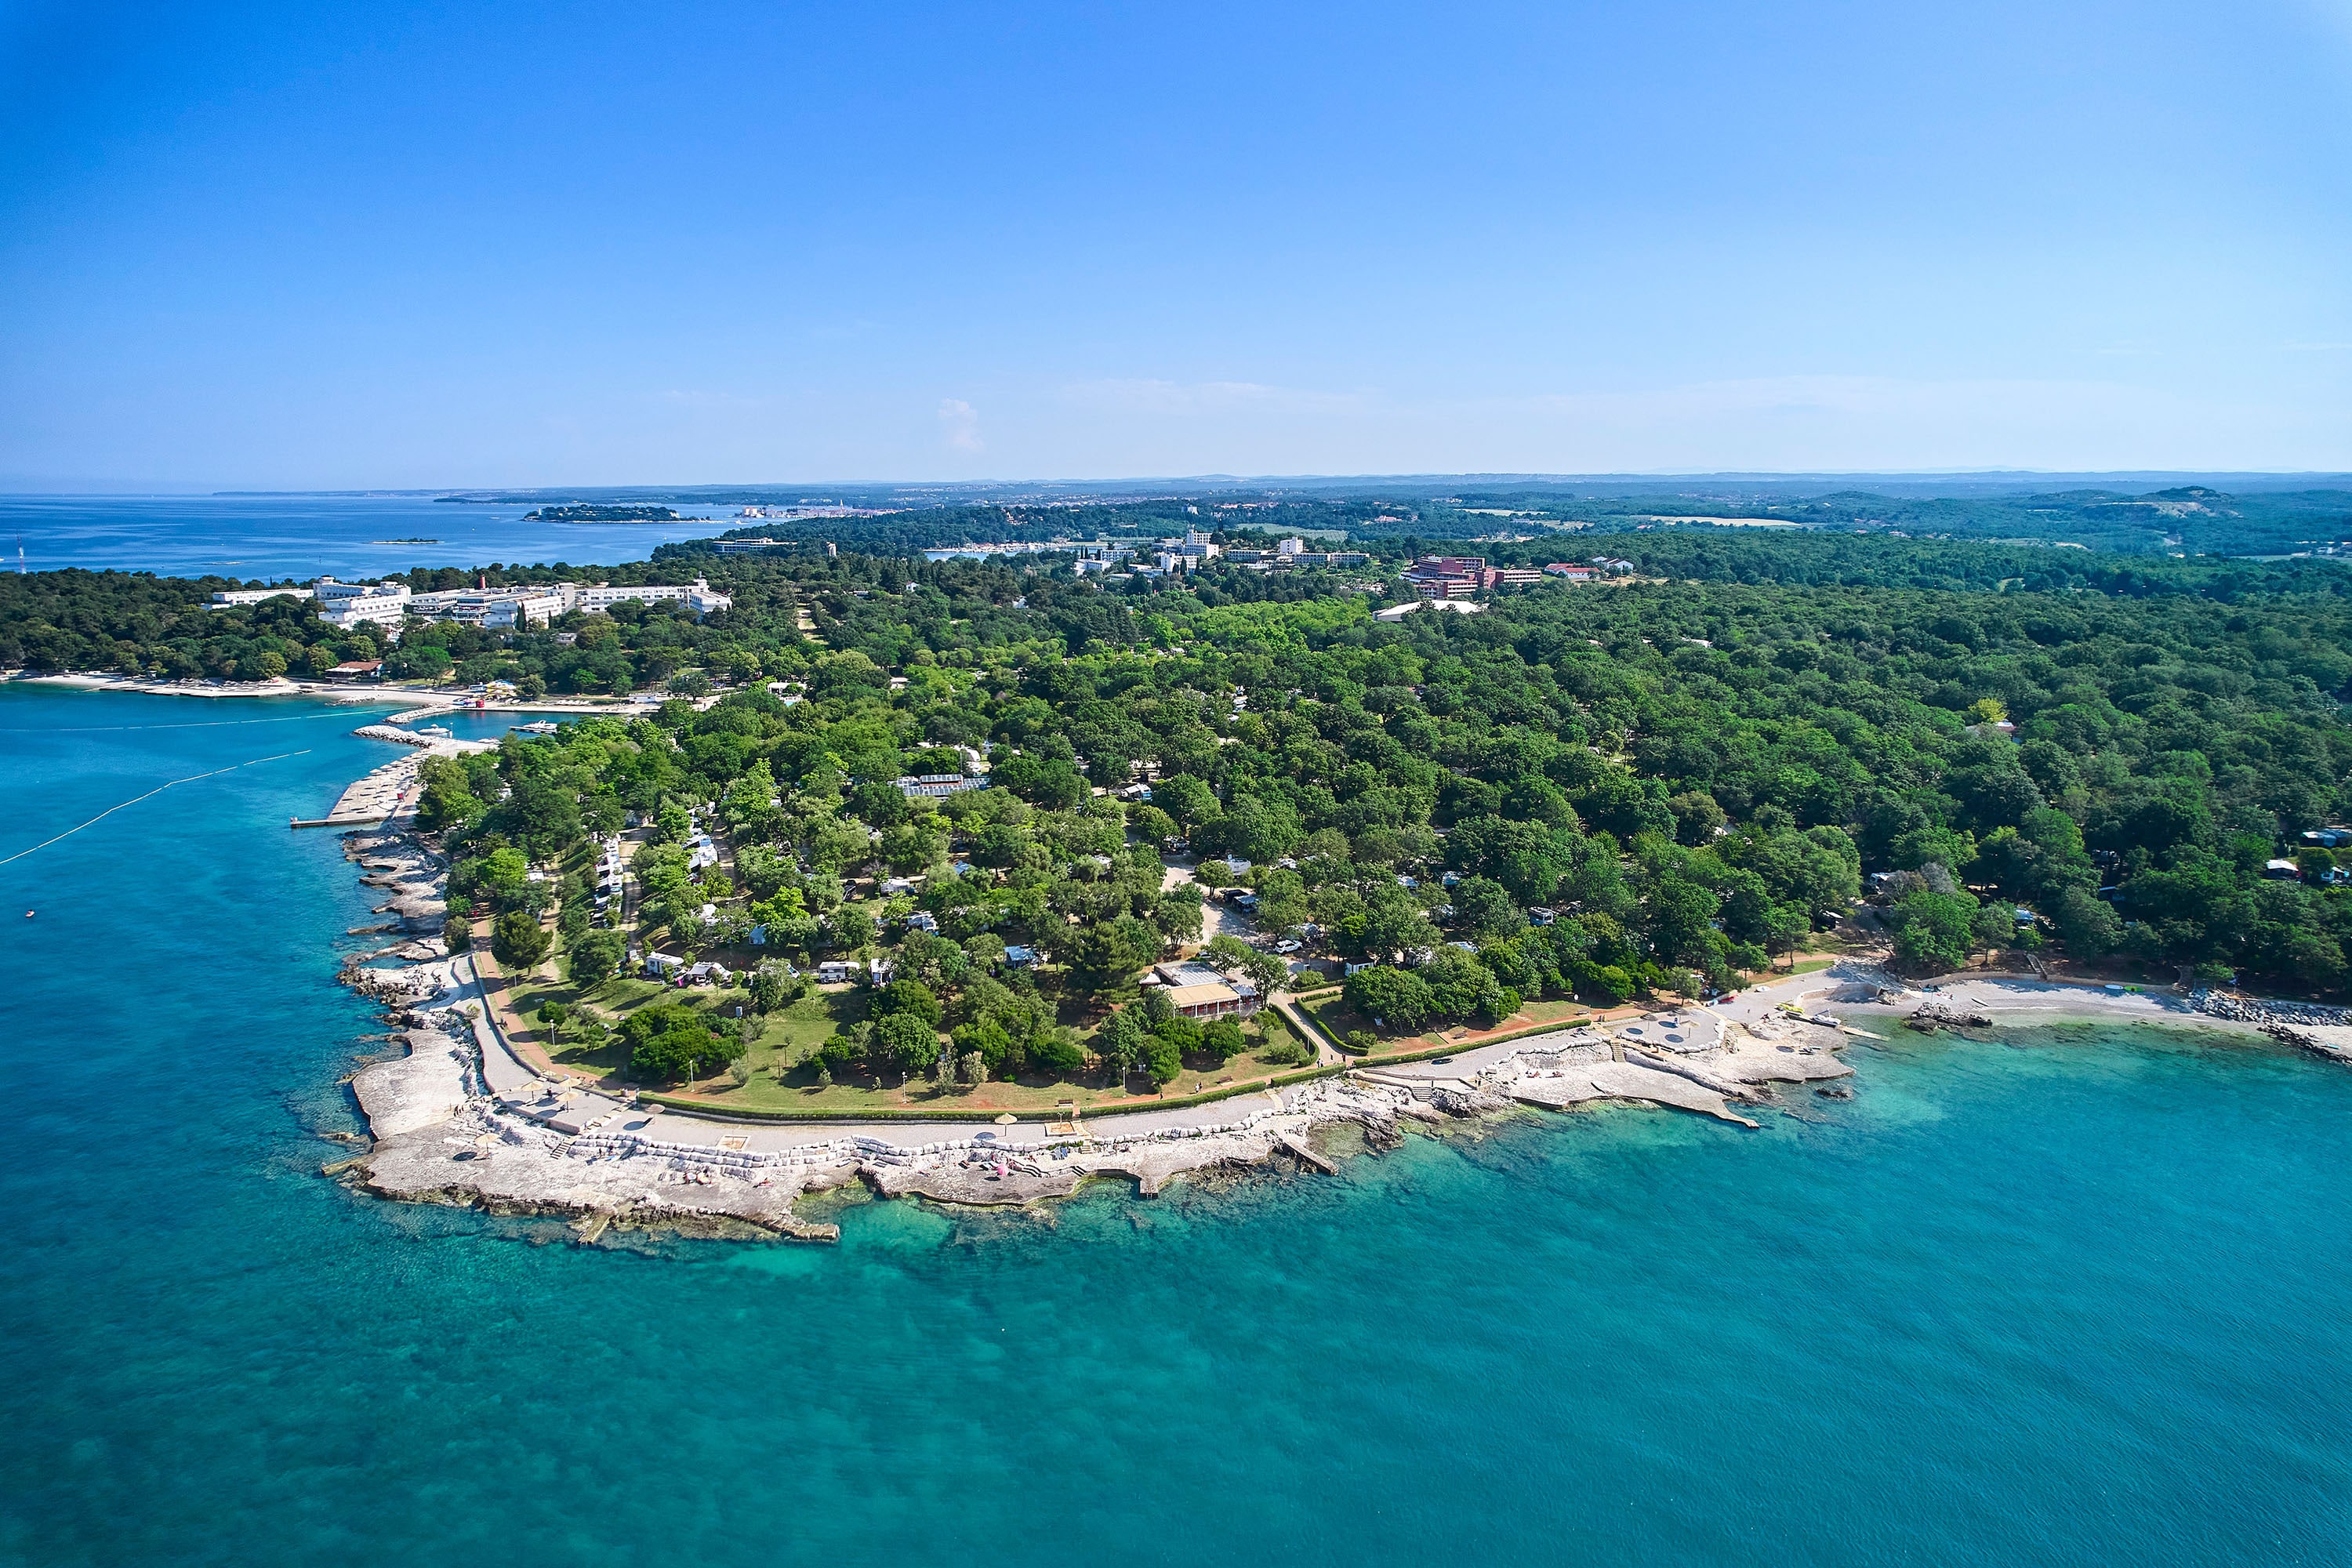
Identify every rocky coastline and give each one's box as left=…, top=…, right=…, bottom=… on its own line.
left=323, top=837, right=1875, bottom=1243
left=313, top=816, right=2352, bottom=1244
left=305, top=752, right=1886, bottom=1244
left=339, top=980, right=1862, bottom=1244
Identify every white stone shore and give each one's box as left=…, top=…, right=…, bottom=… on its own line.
left=308, top=760, right=2343, bottom=1244
left=337, top=948, right=2352, bottom=1243
left=338, top=942, right=1906, bottom=1243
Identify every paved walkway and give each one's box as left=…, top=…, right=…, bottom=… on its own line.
left=609, top=1081, right=1300, bottom=1156
left=1270, top=993, right=1345, bottom=1065
left=464, top=934, right=577, bottom=1082
left=453, top=953, right=549, bottom=1097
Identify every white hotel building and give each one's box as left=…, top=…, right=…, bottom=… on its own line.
left=214, top=575, right=730, bottom=630
left=210, top=576, right=412, bottom=632
left=405, top=578, right=731, bottom=627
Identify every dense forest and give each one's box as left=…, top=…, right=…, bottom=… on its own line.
left=416, top=541, right=2352, bottom=1086
left=659, top=485, right=2352, bottom=561
left=1367, top=482, right=2352, bottom=557
left=445, top=474, right=2352, bottom=557
left=9, top=529, right=2351, bottom=1092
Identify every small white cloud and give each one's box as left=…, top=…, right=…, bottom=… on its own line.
left=938, top=398, right=983, bottom=452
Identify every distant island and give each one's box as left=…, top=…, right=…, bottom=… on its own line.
left=523, top=505, right=684, bottom=523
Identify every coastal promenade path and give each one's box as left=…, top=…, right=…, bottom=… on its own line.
left=463, top=938, right=579, bottom=1085
left=607, top=1082, right=1299, bottom=1162
left=1269, top=992, right=1345, bottom=1066
left=454, top=953, right=548, bottom=1098
left=15, top=669, right=641, bottom=715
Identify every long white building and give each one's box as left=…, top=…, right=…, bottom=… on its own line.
left=405, top=578, right=731, bottom=627
left=313, top=578, right=412, bottom=630
left=209, top=584, right=314, bottom=607
left=211, top=574, right=732, bottom=629
left=575, top=579, right=731, bottom=615
left=211, top=575, right=408, bottom=630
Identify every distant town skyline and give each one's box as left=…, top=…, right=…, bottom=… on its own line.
left=2, top=0, right=2347, bottom=488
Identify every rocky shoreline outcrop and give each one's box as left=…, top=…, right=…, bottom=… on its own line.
left=340, top=829, right=447, bottom=935
left=2188, top=990, right=2352, bottom=1062
left=2190, top=989, right=2351, bottom=1029
left=1906, top=1002, right=1995, bottom=1031
left=322, top=905, right=2352, bottom=1248
left=328, top=939, right=1869, bottom=1243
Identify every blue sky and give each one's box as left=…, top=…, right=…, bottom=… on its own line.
left=2, top=0, right=2347, bottom=488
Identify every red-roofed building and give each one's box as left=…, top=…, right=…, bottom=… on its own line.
left=1402, top=555, right=1486, bottom=597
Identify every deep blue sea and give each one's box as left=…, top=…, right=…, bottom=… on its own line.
left=3, top=685, right=2350, bottom=1566
left=0, top=494, right=730, bottom=582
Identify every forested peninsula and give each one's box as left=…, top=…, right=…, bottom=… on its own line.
left=7, top=526, right=2351, bottom=1103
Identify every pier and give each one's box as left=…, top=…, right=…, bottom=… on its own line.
left=292, top=726, right=497, bottom=829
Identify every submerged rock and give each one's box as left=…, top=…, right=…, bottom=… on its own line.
left=1907, top=1004, right=1994, bottom=1031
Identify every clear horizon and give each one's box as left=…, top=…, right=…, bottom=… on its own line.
left=11, top=466, right=2352, bottom=499
left=3, top=0, right=2348, bottom=488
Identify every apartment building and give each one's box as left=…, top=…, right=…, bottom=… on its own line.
left=1401, top=555, right=1487, bottom=597
left=405, top=577, right=733, bottom=628
left=1152, top=528, right=1221, bottom=572
left=405, top=584, right=575, bottom=628
left=208, top=584, right=314, bottom=608
left=313, top=578, right=413, bottom=630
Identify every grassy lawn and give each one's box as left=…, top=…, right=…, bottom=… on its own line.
left=1304, top=991, right=1599, bottom=1053
left=1302, top=993, right=1377, bottom=1048
left=1722, top=953, right=1837, bottom=990
left=499, top=948, right=813, bottom=1082
left=502, top=967, right=680, bottom=1076
left=500, top=948, right=1321, bottom=1116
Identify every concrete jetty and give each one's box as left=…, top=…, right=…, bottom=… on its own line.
left=293, top=727, right=497, bottom=829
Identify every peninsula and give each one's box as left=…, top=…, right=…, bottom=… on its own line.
left=8, top=510, right=2350, bottom=1238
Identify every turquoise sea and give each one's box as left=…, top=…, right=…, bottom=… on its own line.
left=2, top=684, right=2349, bottom=1566
left=0, top=494, right=730, bottom=581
